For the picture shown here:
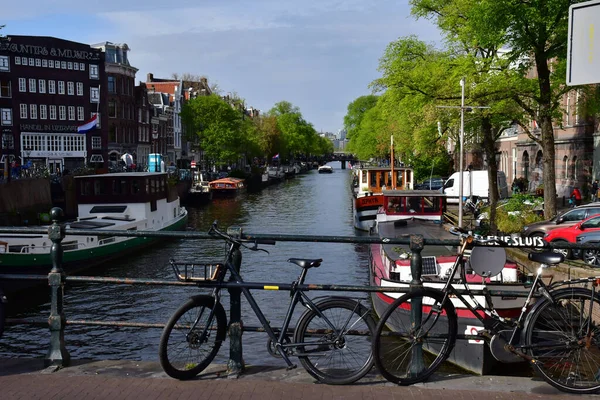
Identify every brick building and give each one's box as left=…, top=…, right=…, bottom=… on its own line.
left=0, top=35, right=107, bottom=173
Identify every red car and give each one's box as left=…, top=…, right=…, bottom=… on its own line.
left=544, top=213, right=600, bottom=258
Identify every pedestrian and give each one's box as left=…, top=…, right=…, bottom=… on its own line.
left=593, top=179, right=599, bottom=202
left=571, top=187, right=582, bottom=207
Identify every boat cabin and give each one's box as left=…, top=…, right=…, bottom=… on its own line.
left=378, top=190, right=446, bottom=222
left=352, top=165, right=414, bottom=195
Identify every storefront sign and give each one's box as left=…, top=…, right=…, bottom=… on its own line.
left=0, top=42, right=101, bottom=61
left=20, top=124, right=78, bottom=133
left=29, top=151, right=85, bottom=158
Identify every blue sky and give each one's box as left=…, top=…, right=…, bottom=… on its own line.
left=2, top=0, right=441, bottom=134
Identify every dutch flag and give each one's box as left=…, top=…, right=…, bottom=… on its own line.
left=77, top=115, right=98, bottom=133
left=272, top=153, right=279, bottom=159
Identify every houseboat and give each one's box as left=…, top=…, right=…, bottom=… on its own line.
left=369, top=190, right=529, bottom=375
left=0, top=172, right=188, bottom=298
left=208, top=177, right=246, bottom=197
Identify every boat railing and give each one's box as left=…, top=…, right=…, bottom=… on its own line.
left=0, top=206, right=592, bottom=375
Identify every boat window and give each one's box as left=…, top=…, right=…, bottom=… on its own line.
left=82, top=181, right=92, bottom=196
left=423, top=196, right=441, bottom=213
left=396, top=171, right=404, bottom=189
left=94, top=180, right=105, bottom=195
left=379, top=172, right=386, bottom=188
left=370, top=171, right=377, bottom=188
left=131, top=180, right=140, bottom=194
left=408, top=196, right=421, bottom=212
left=387, top=198, right=405, bottom=213
left=405, top=170, right=411, bottom=187
left=89, top=206, right=127, bottom=214
left=361, top=172, right=367, bottom=184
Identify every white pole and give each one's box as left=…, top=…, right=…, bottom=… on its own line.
left=458, top=78, right=465, bottom=228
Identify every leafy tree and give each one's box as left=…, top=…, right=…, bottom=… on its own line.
left=267, top=101, right=323, bottom=160
left=343, top=95, right=379, bottom=141
left=253, top=115, right=283, bottom=158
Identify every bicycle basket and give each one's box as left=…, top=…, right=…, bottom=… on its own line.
left=170, top=260, right=224, bottom=282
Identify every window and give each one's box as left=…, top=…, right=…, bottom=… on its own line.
left=1, top=109, right=12, bottom=126
left=108, top=76, right=116, bottom=93
left=108, top=100, right=116, bottom=118
left=42, top=59, right=47, bottom=67
left=90, top=87, right=99, bottom=102
left=38, top=79, right=46, bottom=94
left=61, top=61, right=66, bottom=69
left=58, top=81, right=65, bottom=94
left=92, top=136, right=102, bottom=149
left=563, top=156, right=568, bottom=179
left=20, top=104, right=27, bottom=119
left=28, top=78, right=36, bottom=93
left=49, top=60, right=54, bottom=68
left=77, top=106, right=84, bottom=121
left=21, top=57, right=27, bottom=65
left=28, top=58, right=34, bottom=66
left=68, top=106, right=75, bottom=121
left=40, top=105, right=47, bottom=120
left=14, top=57, right=21, bottom=65
left=67, top=82, right=74, bottom=95
left=89, top=64, right=99, bottom=79
left=74, top=63, right=79, bottom=71
left=76, top=82, right=83, bottom=96
left=80, top=63, right=85, bottom=71
left=68, top=62, right=73, bottom=70
left=0, top=80, right=10, bottom=98
left=55, top=60, right=60, bottom=69
left=48, top=80, right=56, bottom=94
left=35, top=58, right=41, bottom=67
left=29, top=104, right=37, bottom=119
left=0, top=56, right=9, bottom=71
left=1, top=134, right=14, bottom=149
left=59, top=105, right=66, bottom=120
left=49, top=105, right=57, bottom=120
left=18, top=78, right=26, bottom=92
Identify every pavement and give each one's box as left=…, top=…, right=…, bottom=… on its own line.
left=0, top=357, right=596, bottom=399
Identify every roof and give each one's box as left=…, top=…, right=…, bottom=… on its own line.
left=74, top=172, right=167, bottom=179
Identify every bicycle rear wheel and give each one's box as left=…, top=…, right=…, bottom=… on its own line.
left=159, top=295, right=227, bottom=380
left=294, top=297, right=375, bottom=385
left=373, top=288, right=457, bottom=385
left=525, top=287, right=600, bottom=394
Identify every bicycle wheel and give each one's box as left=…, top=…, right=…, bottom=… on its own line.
left=373, top=288, right=457, bottom=385
left=294, top=297, right=375, bottom=385
left=159, top=295, right=227, bottom=380
left=525, top=287, right=600, bottom=394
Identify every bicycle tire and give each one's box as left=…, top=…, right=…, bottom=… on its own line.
left=372, top=288, right=457, bottom=385
left=0, top=297, right=4, bottom=338
left=159, top=296, right=227, bottom=380
left=294, top=297, right=375, bottom=385
left=525, top=287, right=600, bottom=394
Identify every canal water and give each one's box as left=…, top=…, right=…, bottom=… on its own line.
left=0, top=163, right=371, bottom=366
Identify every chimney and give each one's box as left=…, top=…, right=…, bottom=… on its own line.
left=147, top=73, right=154, bottom=82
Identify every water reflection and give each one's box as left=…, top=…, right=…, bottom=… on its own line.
left=1, top=163, right=370, bottom=366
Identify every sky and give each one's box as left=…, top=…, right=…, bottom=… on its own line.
left=2, top=1, right=441, bottom=134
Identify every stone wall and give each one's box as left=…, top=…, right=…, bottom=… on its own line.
left=0, top=179, right=53, bottom=225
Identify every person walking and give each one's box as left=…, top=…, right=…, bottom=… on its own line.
left=571, top=187, right=582, bottom=207
left=593, top=179, right=599, bottom=202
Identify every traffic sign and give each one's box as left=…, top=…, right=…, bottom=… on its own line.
left=191, top=161, right=196, bottom=168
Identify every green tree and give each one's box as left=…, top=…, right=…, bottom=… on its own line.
left=343, top=95, right=379, bottom=141
left=267, top=101, right=323, bottom=159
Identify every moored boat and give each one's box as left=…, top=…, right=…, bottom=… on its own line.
left=186, top=169, right=212, bottom=205
left=351, top=162, right=414, bottom=231
left=208, top=177, right=246, bottom=197
left=369, top=190, right=528, bottom=375
left=0, top=172, right=188, bottom=298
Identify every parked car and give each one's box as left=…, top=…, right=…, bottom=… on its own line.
left=414, top=177, right=445, bottom=191
left=575, top=230, right=600, bottom=267
left=522, top=202, right=600, bottom=239
left=543, top=213, right=600, bottom=259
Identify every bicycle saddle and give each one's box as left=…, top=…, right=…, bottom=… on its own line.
left=528, top=251, right=564, bottom=265
left=287, top=258, right=323, bottom=269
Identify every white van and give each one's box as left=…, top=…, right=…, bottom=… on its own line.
left=443, top=170, right=508, bottom=203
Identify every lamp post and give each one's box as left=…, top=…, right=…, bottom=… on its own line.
left=458, top=78, right=465, bottom=228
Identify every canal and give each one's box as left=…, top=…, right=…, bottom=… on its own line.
left=0, top=163, right=371, bottom=366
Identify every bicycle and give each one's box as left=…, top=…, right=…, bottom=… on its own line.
left=372, top=226, right=600, bottom=395
left=159, top=221, right=375, bottom=384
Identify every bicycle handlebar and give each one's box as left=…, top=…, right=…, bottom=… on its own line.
left=209, top=221, right=276, bottom=250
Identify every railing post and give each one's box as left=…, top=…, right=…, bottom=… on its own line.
left=227, top=227, right=244, bottom=377
left=45, top=207, right=70, bottom=368
left=409, top=234, right=424, bottom=376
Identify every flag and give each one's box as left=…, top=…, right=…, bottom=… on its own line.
left=272, top=153, right=279, bottom=159
left=77, top=115, right=98, bottom=133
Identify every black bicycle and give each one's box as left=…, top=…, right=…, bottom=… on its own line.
left=373, top=226, right=600, bottom=395
left=159, top=221, right=375, bottom=384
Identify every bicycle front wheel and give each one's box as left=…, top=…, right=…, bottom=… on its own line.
left=159, top=296, right=227, bottom=380
left=294, top=297, right=375, bottom=385
left=373, top=288, right=457, bottom=385
left=525, top=287, right=600, bottom=394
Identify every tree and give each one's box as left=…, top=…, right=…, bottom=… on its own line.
left=267, top=101, right=323, bottom=159
left=253, top=115, right=283, bottom=158
left=343, top=95, right=379, bottom=141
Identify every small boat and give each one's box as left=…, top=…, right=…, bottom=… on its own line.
left=208, top=177, right=246, bottom=197
left=187, top=169, right=212, bottom=205
left=369, top=190, right=529, bottom=375
left=318, top=165, right=333, bottom=174
left=0, top=172, right=188, bottom=298
left=351, top=162, right=414, bottom=231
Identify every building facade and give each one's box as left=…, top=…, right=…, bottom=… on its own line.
left=0, top=35, right=107, bottom=173
left=91, top=42, right=138, bottom=169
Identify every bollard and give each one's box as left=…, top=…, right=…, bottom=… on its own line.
left=227, top=227, right=244, bottom=377
left=44, top=207, right=70, bottom=367
left=409, top=234, right=425, bottom=377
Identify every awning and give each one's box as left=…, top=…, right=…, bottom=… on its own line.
left=90, top=155, right=104, bottom=163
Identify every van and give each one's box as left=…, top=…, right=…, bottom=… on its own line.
left=443, top=170, right=508, bottom=203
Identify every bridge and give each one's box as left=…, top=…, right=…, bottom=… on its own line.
left=328, top=152, right=357, bottom=169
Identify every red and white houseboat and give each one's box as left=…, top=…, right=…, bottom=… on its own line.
left=208, top=177, right=246, bottom=197
left=369, top=190, right=529, bottom=375
left=351, top=163, right=413, bottom=231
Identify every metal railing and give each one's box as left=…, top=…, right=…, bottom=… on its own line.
left=1, top=207, right=597, bottom=374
